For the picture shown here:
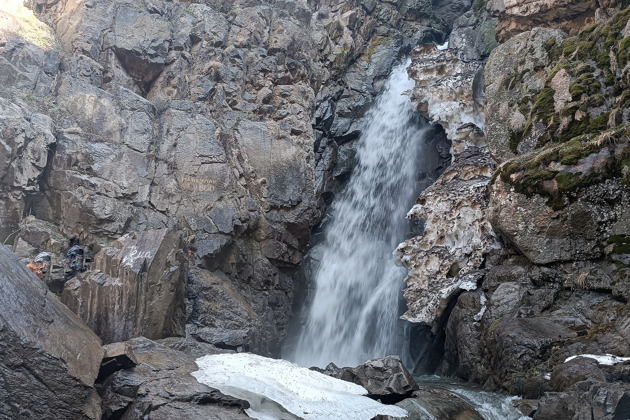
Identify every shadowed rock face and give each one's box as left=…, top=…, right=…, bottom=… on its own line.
left=61, top=229, right=186, bottom=344
left=0, top=244, right=104, bottom=419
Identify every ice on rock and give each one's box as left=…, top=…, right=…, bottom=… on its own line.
left=191, top=353, right=408, bottom=420
left=565, top=354, right=630, bottom=366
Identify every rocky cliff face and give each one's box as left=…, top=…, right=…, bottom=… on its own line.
left=400, top=1, right=630, bottom=416
left=5, top=0, right=630, bottom=416
left=0, top=0, right=438, bottom=355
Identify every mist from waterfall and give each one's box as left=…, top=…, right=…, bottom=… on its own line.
left=289, top=59, right=429, bottom=368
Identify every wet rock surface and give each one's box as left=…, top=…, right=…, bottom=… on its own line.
left=0, top=244, right=104, bottom=420
left=395, top=388, right=485, bottom=420
left=318, top=356, right=420, bottom=403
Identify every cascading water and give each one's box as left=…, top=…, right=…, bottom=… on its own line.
left=290, top=59, right=430, bottom=368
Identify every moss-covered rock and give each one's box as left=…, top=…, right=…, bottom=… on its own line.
left=494, top=127, right=630, bottom=209
left=487, top=7, right=630, bottom=208
left=485, top=27, right=567, bottom=163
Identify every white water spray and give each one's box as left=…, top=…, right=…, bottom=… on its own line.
left=290, top=59, right=429, bottom=368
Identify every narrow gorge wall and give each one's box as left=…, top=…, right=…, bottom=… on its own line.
left=398, top=0, right=630, bottom=416
left=0, top=0, right=448, bottom=356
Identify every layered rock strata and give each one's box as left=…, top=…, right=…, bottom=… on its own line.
left=485, top=0, right=623, bottom=42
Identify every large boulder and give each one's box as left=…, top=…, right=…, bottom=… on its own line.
left=0, top=244, right=104, bottom=419
left=97, top=337, right=250, bottom=420
left=535, top=381, right=630, bottom=420
left=319, top=356, right=419, bottom=403
left=62, top=229, right=187, bottom=344
left=485, top=16, right=630, bottom=264
left=396, top=388, right=485, bottom=420
left=484, top=27, right=565, bottom=164
left=490, top=177, right=629, bottom=264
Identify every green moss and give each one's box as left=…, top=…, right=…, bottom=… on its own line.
left=595, top=51, right=611, bottom=70
left=569, top=74, right=600, bottom=101
left=473, top=0, right=485, bottom=15
left=528, top=88, right=556, bottom=130
left=589, top=112, right=610, bottom=132
left=579, top=23, right=599, bottom=36
left=509, top=130, right=523, bottom=153
left=619, top=90, right=630, bottom=108
left=510, top=88, right=558, bottom=140
left=562, top=38, right=577, bottom=56
left=561, top=118, right=590, bottom=142
left=608, top=6, right=630, bottom=34
left=576, top=64, right=596, bottom=76
left=561, top=104, right=579, bottom=118
left=576, top=40, right=596, bottom=61
left=619, top=36, right=630, bottom=67
left=558, top=139, right=584, bottom=164
left=513, top=168, right=558, bottom=196
left=587, top=322, right=615, bottom=339
left=608, top=235, right=630, bottom=254
left=494, top=6, right=630, bottom=207
left=496, top=124, right=630, bottom=208
left=555, top=172, right=583, bottom=192
left=569, top=83, right=586, bottom=99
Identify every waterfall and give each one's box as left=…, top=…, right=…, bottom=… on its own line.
left=290, top=59, right=430, bottom=368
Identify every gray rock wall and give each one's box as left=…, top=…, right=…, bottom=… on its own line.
left=61, top=229, right=187, bottom=344
left=0, top=0, right=442, bottom=355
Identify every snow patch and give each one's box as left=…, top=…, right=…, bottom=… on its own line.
left=192, top=353, right=408, bottom=420
left=564, top=354, right=630, bottom=366
left=459, top=280, right=478, bottom=291
left=473, top=294, right=487, bottom=322
left=437, top=41, right=449, bottom=50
